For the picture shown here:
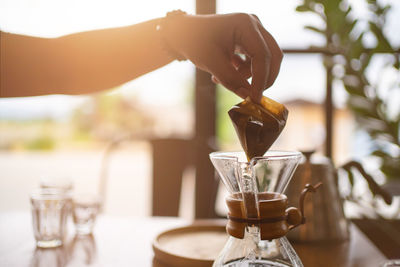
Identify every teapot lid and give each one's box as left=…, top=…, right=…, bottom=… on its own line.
left=300, top=150, right=333, bottom=167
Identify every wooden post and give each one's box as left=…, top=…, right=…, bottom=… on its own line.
left=194, top=0, right=218, bottom=218
left=324, top=56, right=334, bottom=160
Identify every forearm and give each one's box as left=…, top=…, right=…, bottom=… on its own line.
left=0, top=18, right=173, bottom=97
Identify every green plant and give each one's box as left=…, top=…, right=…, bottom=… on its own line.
left=296, top=0, right=400, bottom=181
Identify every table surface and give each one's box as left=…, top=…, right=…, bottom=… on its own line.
left=0, top=212, right=388, bottom=267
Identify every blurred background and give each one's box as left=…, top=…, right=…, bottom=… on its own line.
left=0, top=0, right=399, bottom=222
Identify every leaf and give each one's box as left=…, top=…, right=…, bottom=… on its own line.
left=347, top=169, right=355, bottom=188
left=327, top=9, right=348, bottom=33
left=381, top=157, right=400, bottom=180
left=348, top=97, right=379, bottom=118
left=296, top=5, right=311, bottom=12
left=345, top=20, right=358, bottom=35
left=304, top=25, right=325, bottom=34
left=368, top=22, right=392, bottom=51
left=371, top=150, right=390, bottom=158
left=325, top=0, right=342, bottom=14
left=394, top=119, right=400, bottom=143
left=348, top=33, right=365, bottom=60
left=344, top=84, right=365, bottom=97
left=393, top=56, right=400, bottom=70
left=375, top=4, right=391, bottom=16
left=360, top=53, right=373, bottom=73
left=369, top=131, right=394, bottom=143
left=344, top=5, right=352, bottom=17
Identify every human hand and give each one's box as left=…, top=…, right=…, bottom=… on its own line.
left=164, top=13, right=283, bottom=103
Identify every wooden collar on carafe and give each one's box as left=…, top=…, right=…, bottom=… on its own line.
left=226, top=192, right=298, bottom=240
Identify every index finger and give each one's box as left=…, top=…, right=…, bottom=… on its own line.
left=251, top=15, right=283, bottom=88
left=235, top=16, right=271, bottom=103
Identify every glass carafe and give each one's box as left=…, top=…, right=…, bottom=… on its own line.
left=210, top=151, right=304, bottom=267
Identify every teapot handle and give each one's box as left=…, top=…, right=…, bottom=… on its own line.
left=286, top=183, right=322, bottom=230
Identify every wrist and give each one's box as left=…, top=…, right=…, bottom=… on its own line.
left=156, top=10, right=188, bottom=61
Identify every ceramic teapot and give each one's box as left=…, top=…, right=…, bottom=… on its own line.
left=284, top=151, right=349, bottom=242
left=285, top=151, right=393, bottom=242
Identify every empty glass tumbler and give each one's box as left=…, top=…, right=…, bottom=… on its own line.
left=30, top=189, right=71, bottom=248
left=39, top=177, right=73, bottom=192
left=72, top=194, right=102, bottom=235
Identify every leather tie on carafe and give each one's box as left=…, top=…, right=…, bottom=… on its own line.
left=226, top=183, right=322, bottom=240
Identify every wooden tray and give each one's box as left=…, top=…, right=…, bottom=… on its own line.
left=152, top=223, right=228, bottom=267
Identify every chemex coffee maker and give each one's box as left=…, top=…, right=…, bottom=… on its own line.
left=209, top=97, right=321, bottom=266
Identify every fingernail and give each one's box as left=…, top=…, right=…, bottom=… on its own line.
left=211, top=76, right=220, bottom=84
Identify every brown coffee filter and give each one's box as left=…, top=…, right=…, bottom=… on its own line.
left=228, top=96, right=288, bottom=161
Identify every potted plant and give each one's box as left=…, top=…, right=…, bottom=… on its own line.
left=295, top=0, right=400, bottom=258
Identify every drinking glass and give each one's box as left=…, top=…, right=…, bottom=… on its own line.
left=39, top=177, right=73, bottom=192
left=30, top=189, right=71, bottom=248
left=31, top=247, right=67, bottom=267
left=72, top=194, right=102, bottom=235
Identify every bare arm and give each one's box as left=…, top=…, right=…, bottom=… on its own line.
left=1, top=19, right=172, bottom=97
left=1, top=13, right=283, bottom=101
